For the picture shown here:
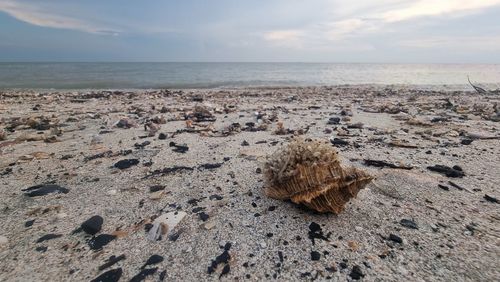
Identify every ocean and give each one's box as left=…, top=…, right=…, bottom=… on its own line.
left=0, top=62, right=499, bottom=90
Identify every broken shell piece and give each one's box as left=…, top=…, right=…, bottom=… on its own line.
left=263, top=138, right=373, bottom=214
left=147, top=211, right=186, bottom=241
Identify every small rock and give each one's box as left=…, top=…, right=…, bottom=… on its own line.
left=114, top=159, right=140, bottom=169
left=241, top=140, right=249, bottom=146
left=158, top=133, right=167, bottom=140
left=198, top=212, right=209, bottom=222
left=22, top=184, right=69, bottom=197
left=388, top=234, right=403, bottom=244
left=400, top=219, right=418, bottom=229
left=349, top=265, right=364, bottom=280
left=311, top=251, right=321, bottom=261
left=81, top=216, right=104, bottom=235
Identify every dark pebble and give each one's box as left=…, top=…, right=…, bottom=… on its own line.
left=209, top=194, right=223, bottom=200
left=311, top=251, right=321, bottom=261
left=114, top=159, right=140, bottom=169
left=400, top=219, right=418, bottom=229
left=23, top=184, right=69, bottom=197
left=158, top=133, right=167, bottom=140
left=461, top=139, right=473, bottom=145
left=35, top=246, right=47, bottom=252
left=438, top=184, right=450, bottom=191
left=198, top=212, right=209, bottom=221
left=149, top=185, right=165, bottom=192
left=25, top=219, right=35, bottom=227
left=241, top=140, right=249, bottom=146
left=169, top=142, right=189, bottom=153
left=90, top=268, right=122, bottom=282
left=389, top=234, right=403, bottom=244
left=349, top=265, right=365, bottom=280
left=81, top=215, right=104, bottom=235
left=427, top=165, right=465, bottom=178
left=330, top=138, right=349, bottom=146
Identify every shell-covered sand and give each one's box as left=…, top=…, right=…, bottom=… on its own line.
left=0, top=86, right=499, bottom=281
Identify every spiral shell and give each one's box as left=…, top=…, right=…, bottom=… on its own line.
left=263, top=138, right=373, bottom=214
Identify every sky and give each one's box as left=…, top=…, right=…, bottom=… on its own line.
left=0, top=0, right=499, bottom=63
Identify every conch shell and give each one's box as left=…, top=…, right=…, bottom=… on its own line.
left=263, top=138, right=373, bottom=213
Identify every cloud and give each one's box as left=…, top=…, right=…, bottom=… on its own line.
left=0, top=0, right=120, bottom=35
left=381, top=0, right=500, bottom=22
left=262, top=0, right=500, bottom=49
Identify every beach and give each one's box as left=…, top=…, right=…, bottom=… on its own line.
left=0, top=86, right=499, bottom=281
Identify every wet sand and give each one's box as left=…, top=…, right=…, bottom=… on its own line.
left=0, top=86, right=499, bottom=281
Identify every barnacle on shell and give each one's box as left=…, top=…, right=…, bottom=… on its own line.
left=263, top=137, right=373, bottom=214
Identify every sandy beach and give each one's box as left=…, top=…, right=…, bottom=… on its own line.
left=0, top=86, right=499, bottom=281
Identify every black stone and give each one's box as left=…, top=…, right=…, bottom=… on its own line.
left=36, top=234, right=62, bottom=243
left=149, top=185, right=165, bottom=192
left=427, top=165, right=465, bottom=178
left=114, top=159, right=140, bottom=169
left=25, top=219, right=35, bottom=227
left=198, top=163, right=223, bottom=170
left=198, top=212, right=209, bottom=222
left=349, top=265, right=364, bottom=280
left=35, top=246, right=47, bottom=252
left=461, top=139, right=473, bottom=145
left=327, top=117, right=341, bottom=125
left=142, top=254, right=164, bottom=269
left=438, top=184, right=450, bottom=191
left=389, top=234, right=403, bottom=244
left=90, top=268, right=122, bottom=282
left=158, top=133, right=167, bottom=140
left=169, top=142, right=189, bottom=153
left=88, top=234, right=116, bottom=251
left=23, top=184, right=69, bottom=197
left=310, top=251, right=321, bottom=261
left=330, top=138, right=349, bottom=146
left=241, top=140, right=249, bottom=146
left=209, top=194, right=223, bottom=200
left=81, top=215, right=104, bottom=235
left=134, top=141, right=151, bottom=149
left=400, top=219, right=418, bottom=229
